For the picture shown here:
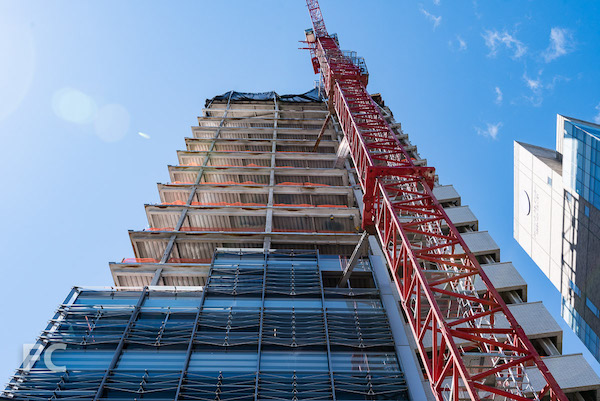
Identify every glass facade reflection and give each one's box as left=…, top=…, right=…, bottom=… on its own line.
left=562, top=297, right=600, bottom=361
left=3, top=250, right=409, bottom=400
left=562, top=119, right=600, bottom=209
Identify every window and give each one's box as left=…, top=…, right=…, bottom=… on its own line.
left=189, top=351, right=258, bottom=372
left=587, top=298, right=600, bottom=318
left=585, top=205, right=590, bottom=217
left=260, top=351, right=328, bottom=372
left=547, top=176, right=552, bottom=186
left=569, top=280, right=581, bottom=297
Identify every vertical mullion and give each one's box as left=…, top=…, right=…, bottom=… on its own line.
left=160, top=92, right=234, bottom=265
left=93, top=287, right=147, bottom=401
left=193, top=89, right=234, bottom=187
left=173, top=257, right=216, bottom=400
left=253, top=251, right=268, bottom=401
left=264, top=96, right=278, bottom=250
left=317, top=251, right=337, bottom=401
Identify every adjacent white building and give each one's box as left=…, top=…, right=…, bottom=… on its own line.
left=515, top=114, right=600, bottom=361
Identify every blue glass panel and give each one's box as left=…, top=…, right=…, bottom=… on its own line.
left=143, top=295, right=202, bottom=308
left=203, top=297, right=262, bottom=308
left=74, top=292, right=140, bottom=306
left=325, top=299, right=383, bottom=310
left=260, top=351, right=328, bottom=372
left=318, top=255, right=343, bottom=271
left=33, top=349, right=114, bottom=370
left=188, top=351, right=257, bottom=372
left=331, top=352, right=399, bottom=372
left=587, top=298, right=599, bottom=317
left=264, top=298, right=322, bottom=309
left=116, top=350, right=186, bottom=370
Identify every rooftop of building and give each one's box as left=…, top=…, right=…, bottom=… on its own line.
left=515, top=140, right=563, bottom=175
left=560, top=114, right=600, bottom=140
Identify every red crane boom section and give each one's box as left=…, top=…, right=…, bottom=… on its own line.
left=305, top=1, right=567, bottom=401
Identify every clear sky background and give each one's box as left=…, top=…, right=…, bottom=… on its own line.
left=1, top=0, right=600, bottom=384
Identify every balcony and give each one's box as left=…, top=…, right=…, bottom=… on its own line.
left=129, top=230, right=363, bottom=262
left=157, top=183, right=354, bottom=206
left=185, top=138, right=338, bottom=154
left=176, top=150, right=339, bottom=169
left=110, top=260, right=210, bottom=287
left=432, top=184, right=461, bottom=206
left=167, top=165, right=348, bottom=187
left=144, top=204, right=360, bottom=235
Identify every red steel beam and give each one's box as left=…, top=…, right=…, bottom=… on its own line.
left=305, top=1, right=567, bottom=400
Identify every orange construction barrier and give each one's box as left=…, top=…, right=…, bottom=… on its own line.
left=204, top=180, right=264, bottom=186
left=317, top=204, right=348, bottom=208
left=146, top=227, right=175, bottom=231
left=191, top=202, right=266, bottom=207
left=122, top=258, right=159, bottom=263
left=162, top=200, right=186, bottom=205
left=172, top=181, right=193, bottom=184
left=276, top=182, right=331, bottom=187
left=274, top=203, right=314, bottom=208
left=180, top=227, right=263, bottom=232
left=304, top=182, right=330, bottom=187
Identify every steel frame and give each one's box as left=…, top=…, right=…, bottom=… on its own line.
left=173, top=261, right=213, bottom=400
left=93, top=288, right=147, bottom=401
left=305, top=1, right=567, bottom=400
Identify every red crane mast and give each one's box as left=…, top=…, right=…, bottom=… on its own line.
left=304, top=1, right=567, bottom=400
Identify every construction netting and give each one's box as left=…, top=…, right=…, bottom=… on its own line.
left=205, top=88, right=323, bottom=107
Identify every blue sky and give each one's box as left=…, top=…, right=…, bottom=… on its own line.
left=1, top=0, right=600, bottom=383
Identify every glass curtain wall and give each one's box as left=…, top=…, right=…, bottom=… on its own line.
left=3, top=250, right=409, bottom=401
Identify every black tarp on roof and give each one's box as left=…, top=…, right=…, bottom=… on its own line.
left=279, top=88, right=322, bottom=103
left=205, top=88, right=323, bottom=107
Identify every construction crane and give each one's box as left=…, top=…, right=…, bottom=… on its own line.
left=304, top=1, right=567, bottom=401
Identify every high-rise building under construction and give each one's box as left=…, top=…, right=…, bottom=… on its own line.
left=3, top=2, right=600, bottom=401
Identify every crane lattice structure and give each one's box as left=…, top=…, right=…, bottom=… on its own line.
left=304, top=1, right=567, bottom=400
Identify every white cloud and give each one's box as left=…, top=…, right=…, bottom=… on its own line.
left=520, top=71, right=569, bottom=107
left=138, top=132, right=151, bottom=139
left=543, top=27, right=574, bottom=62
left=476, top=122, right=502, bottom=140
left=523, top=70, right=556, bottom=107
left=482, top=30, right=527, bottom=58
left=594, top=103, right=600, bottom=125
left=546, top=75, right=570, bottom=90
left=433, top=0, right=440, bottom=5
left=420, top=7, right=441, bottom=29
left=523, top=73, right=541, bottom=91
left=494, top=86, right=503, bottom=104
left=522, top=72, right=544, bottom=106
left=449, top=35, right=467, bottom=52
left=472, top=0, right=482, bottom=19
